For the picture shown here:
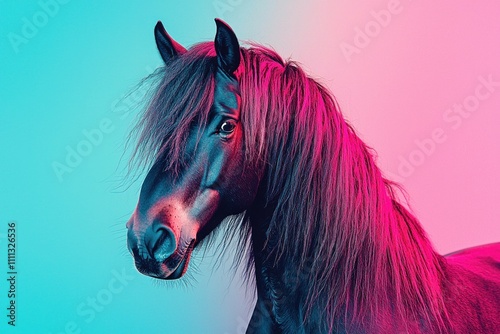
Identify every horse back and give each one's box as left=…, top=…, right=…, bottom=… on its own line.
left=443, top=243, right=500, bottom=333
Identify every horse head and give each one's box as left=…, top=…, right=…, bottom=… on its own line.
left=126, top=20, right=262, bottom=279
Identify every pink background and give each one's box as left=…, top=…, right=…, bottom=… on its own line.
left=222, top=0, right=500, bottom=254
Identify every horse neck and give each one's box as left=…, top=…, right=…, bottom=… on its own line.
left=238, top=62, right=449, bottom=328
left=247, top=157, right=449, bottom=332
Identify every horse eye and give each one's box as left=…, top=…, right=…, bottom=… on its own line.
left=219, top=120, right=236, bottom=136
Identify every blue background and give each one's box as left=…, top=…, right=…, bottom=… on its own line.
left=1, top=1, right=255, bottom=333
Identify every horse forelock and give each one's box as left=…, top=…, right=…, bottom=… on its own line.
left=129, top=42, right=217, bottom=175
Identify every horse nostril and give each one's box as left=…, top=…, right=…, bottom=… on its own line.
left=146, top=226, right=176, bottom=262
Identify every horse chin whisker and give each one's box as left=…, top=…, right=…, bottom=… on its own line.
left=119, top=248, right=131, bottom=258
left=149, top=262, right=200, bottom=291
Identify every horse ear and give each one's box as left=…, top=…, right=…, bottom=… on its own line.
left=214, top=18, right=240, bottom=76
left=154, top=21, right=187, bottom=63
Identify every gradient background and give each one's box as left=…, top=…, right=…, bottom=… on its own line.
left=1, top=1, right=499, bottom=333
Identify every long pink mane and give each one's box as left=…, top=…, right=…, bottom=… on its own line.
left=130, top=42, right=451, bottom=332
left=235, top=45, right=450, bottom=332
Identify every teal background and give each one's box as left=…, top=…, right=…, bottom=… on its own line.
left=1, top=1, right=499, bottom=333
left=0, top=1, right=256, bottom=333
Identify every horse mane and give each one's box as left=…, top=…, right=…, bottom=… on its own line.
left=128, top=44, right=217, bottom=175
left=130, top=41, right=451, bottom=332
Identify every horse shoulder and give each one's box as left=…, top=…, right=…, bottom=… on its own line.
left=445, top=242, right=500, bottom=279
left=442, top=242, right=500, bottom=333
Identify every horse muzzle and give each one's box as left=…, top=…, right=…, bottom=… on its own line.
left=127, top=220, right=195, bottom=280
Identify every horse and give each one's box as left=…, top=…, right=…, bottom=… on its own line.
left=125, top=19, right=500, bottom=333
